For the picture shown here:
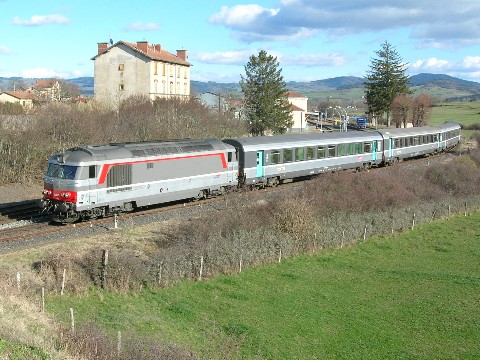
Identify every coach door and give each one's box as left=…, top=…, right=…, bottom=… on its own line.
left=371, top=141, right=377, bottom=162
left=256, top=151, right=264, bottom=177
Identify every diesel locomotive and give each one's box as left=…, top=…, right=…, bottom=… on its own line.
left=41, top=122, right=461, bottom=223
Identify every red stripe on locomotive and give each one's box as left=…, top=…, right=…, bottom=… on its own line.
left=98, top=152, right=228, bottom=185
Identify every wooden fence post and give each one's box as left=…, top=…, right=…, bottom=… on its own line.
left=199, top=256, right=204, bottom=281
left=41, top=287, right=45, bottom=313
left=363, top=225, right=367, bottom=241
left=61, top=268, right=66, bottom=296
left=102, top=250, right=109, bottom=289
left=16, top=272, right=21, bottom=291
left=69, top=308, right=75, bottom=336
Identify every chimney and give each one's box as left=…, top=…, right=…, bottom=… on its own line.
left=154, top=44, right=162, bottom=52
left=137, top=41, right=148, bottom=53
left=97, top=42, right=108, bottom=55
left=176, top=49, right=187, bottom=61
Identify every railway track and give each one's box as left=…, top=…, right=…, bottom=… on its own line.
left=0, top=150, right=460, bottom=253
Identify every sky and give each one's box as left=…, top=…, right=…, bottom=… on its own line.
left=1, top=0, right=480, bottom=84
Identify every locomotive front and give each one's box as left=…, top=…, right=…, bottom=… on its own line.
left=41, top=149, right=90, bottom=223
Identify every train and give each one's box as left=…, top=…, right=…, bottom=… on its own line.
left=40, top=122, right=461, bottom=223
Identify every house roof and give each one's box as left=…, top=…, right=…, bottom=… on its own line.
left=290, top=104, right=305, bottom=112
left=34, top=79, right=58, bottom=89
left=287, top=91, right=307, bottom=98
left=1, top=91, right=37, bottom=100
left=91, top=40, right=191, bottom=66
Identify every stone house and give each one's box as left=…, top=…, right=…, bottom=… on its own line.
left=91, top=40, right=191, bottom=106
left=0, top=91, right=37, bottom=109
left=29, top=79, right=61, bottom=101
left=287, top=91, right=308, bottom=131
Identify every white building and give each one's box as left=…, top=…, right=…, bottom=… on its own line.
left=91, top=40, right=192, bottom=106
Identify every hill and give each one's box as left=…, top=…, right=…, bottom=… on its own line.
left=1, top=73, right=479, bottom=102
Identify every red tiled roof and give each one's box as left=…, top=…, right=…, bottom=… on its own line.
left=1, top=91, right=37, bottom=100
left=92, top=40, right=191, bottom=66
left=290, top=104, right=305, bottom=111
left=34, top=79, right=58, bottom=89
left=287, top=91, right=306, bottom=98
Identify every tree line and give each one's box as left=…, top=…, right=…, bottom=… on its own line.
left=0, top=96, right=247, bottom=184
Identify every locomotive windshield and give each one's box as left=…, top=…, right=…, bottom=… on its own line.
left=46, top=164, right=78, bottom=179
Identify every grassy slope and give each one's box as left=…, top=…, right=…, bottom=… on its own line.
left=430, top=102, right=480, bottom=126
left=47, top=212, right=480, bottom=359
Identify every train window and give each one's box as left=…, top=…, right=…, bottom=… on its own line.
left=338, top=144, right=346, bottom=156
left=328, top=145, right=336, bottom=157
left=414, top=137, right=420, bottom=146
left=147, top=163, right=154, bottom=169
left=307, top=147, right=315, bottom=160
left=393, top=139, right=400, bottom=149
left=270, top=150, right=280, bottom=165
left=317, top=146, right=326, bottom=158
left=295, top=148, right=305, bottom=161
left=89, top=165, right=96, bottom=178
left=377, top=141, right=382, bottom=151
left=364, top=143, right=371, bottom=153
left=46, top=164, right=78, bottom=179
left=347, top=143, right=355, bottom=155
left=355, top=143, right=363, bottom=154
left=284, top=149, right=293, bottom=163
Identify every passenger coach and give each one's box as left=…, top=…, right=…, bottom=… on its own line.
left=223, top=131, right=384, bottom=187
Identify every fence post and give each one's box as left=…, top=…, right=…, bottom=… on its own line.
left=278, top=249, right=282, bottom=263
left=363, top=225, right=367, bottom=241
left=69, top=308, right=75, bottom=336
left=61, top=268, right=66, bottom=296
left=16, top=272, right=21, bottom=291
left=102, top=250, right=109, bottom=289
left=341, top=230, right=345, bottom=248
left=412, top=212, right=416, bottom=230
left=41, top=287, right=45, bottom=313
left=117, top=331, right=122, bottom=357
left=199, top=256, right=204, bottom=281
left=464, top=202, right=467, bottom=217
left=239, top=253, right=243, bottom=273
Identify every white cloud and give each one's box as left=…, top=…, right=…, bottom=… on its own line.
left=193, top=50, right=254, bottom=65
left=462, top=56, right=480, bottom=69
left=21, top=68, right=69, bottom=78
left=12, top=14, right=70, bottom=26
left=209, top=1, right=480, bottom=49
left=123, top=22, right=160, bottom=31
left=410, top=58, right=450, bottom=71
left=0, top=45, right=11, bottom=55
left=282, top=53, right=347, bottom=67
left=209, top=5, right=279, bottom=27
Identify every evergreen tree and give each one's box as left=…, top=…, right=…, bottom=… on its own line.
left=364, top=41, right=410, bottom=127
left=240, top=50, right=293, bottom=136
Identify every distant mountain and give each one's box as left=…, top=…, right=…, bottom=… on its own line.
left=1, top=73, right=479, bottom=101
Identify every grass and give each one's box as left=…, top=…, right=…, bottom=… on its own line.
left=430, top=101, right=480, bottom=126
left=46, top=211, right=480, bottom=359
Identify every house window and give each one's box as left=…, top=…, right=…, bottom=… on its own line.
left=177, top=66, right=181, bottom=78
left=118, top=64, right=124, bottom=71
left=154, top=62, right=158, bottom=75
left=162, top=63, right=166, bottom=76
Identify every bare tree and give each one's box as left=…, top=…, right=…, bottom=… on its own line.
left=391, top=94, right=412, bottom=128
left=412, top=93, right=432, bottom=127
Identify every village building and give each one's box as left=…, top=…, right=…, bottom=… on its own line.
left=29, top=79, right=61, bottom=101
left=91, top=40, right=191, bottom=106
left=0, top=91, right=37, bottom=109
left=287, top=91, right=308, bottom=131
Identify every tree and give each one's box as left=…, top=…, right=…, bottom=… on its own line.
left=412, top=93, right=432, bottom=127
left=364, top=41, right=410, bottom=127
left=240, top=50, right=292, bottom=136
left=391, top=94, right=412, bottom=128
left=57, top=79, right=81, bottom=100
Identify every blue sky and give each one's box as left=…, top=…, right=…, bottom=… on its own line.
left=1, top=0, right=480, bottom=83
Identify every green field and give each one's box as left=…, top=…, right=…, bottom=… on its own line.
left=47, top=212, right=480, bottom=359
left=430, top=102, right=480, bottom=126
